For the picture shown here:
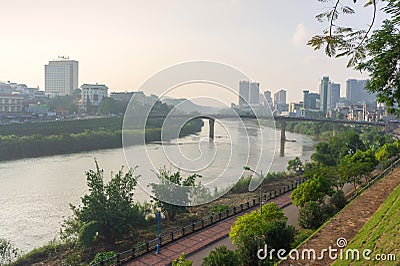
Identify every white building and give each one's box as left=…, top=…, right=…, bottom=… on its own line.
left=45, top=57, right=78, bottom=97
left=80, top=83, right=108, bottom=112
left=0, top=94, right=23, bottom=113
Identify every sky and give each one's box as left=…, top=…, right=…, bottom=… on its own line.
left=0, top=0, right=387, bottom=105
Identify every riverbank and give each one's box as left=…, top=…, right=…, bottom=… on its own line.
left=0, top=117, right=204, bottom=161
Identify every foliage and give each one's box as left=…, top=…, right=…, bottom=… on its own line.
left=291, top=229, right=314, bottom=248
left=357, top=19, right=400, bottom=114
left=78, top=221, right=100, bottom=247
left=172, top=253, right=192, bottom=266
left=290, top=176, right=334, bottom=207
left=298, top=201, right=328, bottom=229
left=90, top=251, right=116, bottom=266
left=100, top=97, right=128, bottom=114
left=13, top=239, right=62, bottom=265
left=229, top=176, right=252, bottom=194
left=338, top=149, right=378, bottom=189
left=287, top=156, right=303, bottom=174
left=311, top=131, right=365, bottom=166
left=375, top=141, right=399, bottom=162
left=309, top=0, right=400, bottom=113
left=65, top=162, right=145, bottom=244
left=48, top=95, right=78, bottom=113
left=330, top=190, right=347, bottom=210
left=210, top=204, right=230, bottom=215
left=229, top=203, right=295, bottom=264
left=0, top=238, right=19, bottom=265
left=202, top=245, right=239, bottom=266
left=151, top=168, right=200, bottom=221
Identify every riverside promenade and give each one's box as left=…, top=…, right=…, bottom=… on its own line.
left=126, top=191, right=293, bottom=266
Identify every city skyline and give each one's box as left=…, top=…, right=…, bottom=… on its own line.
left=0, top=1, right=386, bottom=104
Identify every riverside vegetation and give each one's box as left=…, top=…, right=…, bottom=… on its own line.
left=0, top=101, right=203, bottom=161
left=1, top=125, right=395, bottom=265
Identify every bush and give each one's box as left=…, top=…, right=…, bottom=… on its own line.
left=330, top=190, right=347, bottom=210
left=298, top=201, right=326, bottom=229
left=0, top=238, right=19, bottom=265
left=78, top=221, right=100, bottom=247
left=90, top=251, right=116, bottom=266
left=202, top=246, right=238, bottom=266
left=230, top=176, right=251, bottom=194
left=172, top=253, right=192, bottom=265
left=210, top=204, right=230, bottom=215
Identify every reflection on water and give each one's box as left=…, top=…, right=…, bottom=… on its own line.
left=0, top=119, right=316, bottom=252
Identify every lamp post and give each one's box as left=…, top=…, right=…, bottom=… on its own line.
left=243, top=166, right=263, bottom=214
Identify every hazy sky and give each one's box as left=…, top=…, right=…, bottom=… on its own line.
left=0, top=0, right=387, bottom=103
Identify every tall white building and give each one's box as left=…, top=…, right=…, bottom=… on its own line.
left=239, top=81, right=250, bottom=108
left=45, top=57, right=78, bottom=97
left=80, top=84, right=108, bottom=112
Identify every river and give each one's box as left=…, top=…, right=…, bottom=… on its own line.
left=0, top=119, right=317, bottom=252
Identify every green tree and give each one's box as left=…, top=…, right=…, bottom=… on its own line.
left=150, top=168, right=200, bottom=221
left=338, top=149, right=378, bottom=190
left=375, top=142, right=399, bottom=162
left=229, top=203, right=295, bottom=265
left=298, top=201, right=326, bottom=229
left=64, top=161, right=145, bottom=244
left=287, top=156, right=303, bottom=174
left=202, top=246, right=239, bottom=266
left=290, top=176, right=334, bottom=207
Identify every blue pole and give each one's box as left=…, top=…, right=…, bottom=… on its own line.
left=298, top=167, right=301, bottom=185
left=156, top=211, right=161, bottom=254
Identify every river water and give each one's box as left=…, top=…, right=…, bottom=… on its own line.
left=0, top=119, right=317, bottom=252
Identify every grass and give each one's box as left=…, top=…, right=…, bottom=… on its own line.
left=332, top=183, right=400, bottom=266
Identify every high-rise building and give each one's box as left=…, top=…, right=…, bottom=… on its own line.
left=328, top=82, right=340, bottom=110
left=303, top=90, right=319, bottom=110
left=45, top=57, right=78, bottom=97
left=346, top=79, right=376, bottom=105
left=249, top=82, right=260, bottom=105
left=238, top=81, right=250, bottom=108
left=264, top=90, right=273, bottom=109
left=274, top=89, right=287, bottom=112
left=319, top=76, right=329, bottom=114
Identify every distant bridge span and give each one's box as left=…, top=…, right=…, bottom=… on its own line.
left=144, top=114, right=388, bottom=139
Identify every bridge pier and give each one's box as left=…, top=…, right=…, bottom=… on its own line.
left=209, top=118, right=215, bottom=141
left=280, top=121, right=286, bottom=157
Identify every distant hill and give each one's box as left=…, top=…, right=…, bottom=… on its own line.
left=160, top=97, right=223, bottom=114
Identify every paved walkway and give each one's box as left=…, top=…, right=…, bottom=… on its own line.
left=126, top=191, right=292, bottom=266
left=280, top=168, right=400, bottom=266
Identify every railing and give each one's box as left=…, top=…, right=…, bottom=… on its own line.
left=92, top=155, right=400, bottom=265
left=92, top=180, right=302, bottom=265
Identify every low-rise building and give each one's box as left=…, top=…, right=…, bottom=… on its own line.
left=80, top=84, right=108, bottom=112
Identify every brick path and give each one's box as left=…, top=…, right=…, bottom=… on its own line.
left=125, top=191, right=293, bottom=266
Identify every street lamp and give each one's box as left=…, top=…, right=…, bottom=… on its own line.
left=156, top=211, right=161, bottom=254
left=243, top=166, right=264, bottom=214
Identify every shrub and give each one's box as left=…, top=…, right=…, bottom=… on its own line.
left=210, top=204, right=230, bottom=215
left=0, top=238, right=19, bottom=265
left=78, top=221, right=100, bottom=247
left=90, top=251, right=116, bottom=266
left=172, top=253, right=192, bottom=266
left=298, top=201, right=325, bottom=229
left=330, top=190, right=347, bottom=210
left=230, top=176, right=251, bottom=194
left=202, top=246, right=238, bottom=266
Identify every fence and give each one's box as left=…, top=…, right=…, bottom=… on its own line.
left=92, top=180, right=302, bottom=265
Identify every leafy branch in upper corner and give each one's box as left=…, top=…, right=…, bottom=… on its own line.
left=310, top=0, right=400, bottom=114
left=308, top=0, right=378, bottom=67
